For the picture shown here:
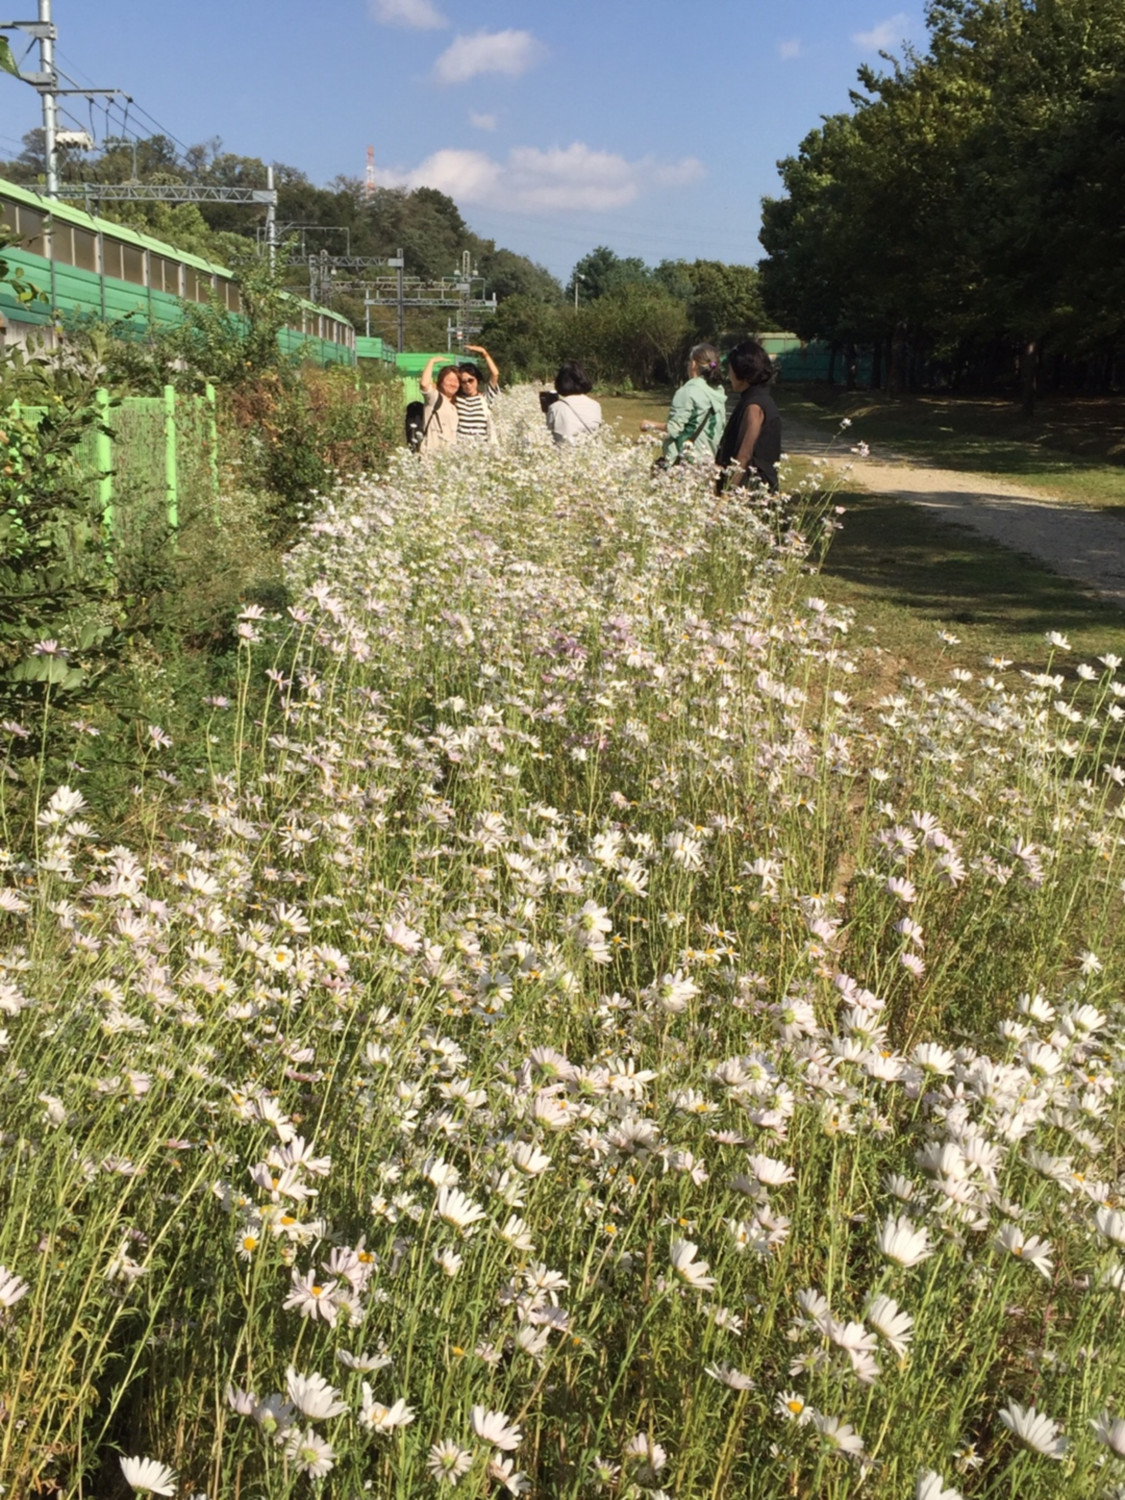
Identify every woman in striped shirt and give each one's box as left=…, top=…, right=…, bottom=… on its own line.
left=456, top=344, right=499, bottom=445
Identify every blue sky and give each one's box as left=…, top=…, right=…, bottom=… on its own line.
left=1, top=1, right=929, bottom=279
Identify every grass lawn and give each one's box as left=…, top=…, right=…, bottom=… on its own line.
left=601, top=387, right=1125, bottom=681
left=811, top=479, right=1125, bottom=682
left=599, top=389, right=674, bottom=434
left=780, top=386, right=1125, bottom=513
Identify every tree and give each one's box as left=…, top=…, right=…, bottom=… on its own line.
left=476, top=247, right=561, bottom=304
left=657, top=259, right=765, bottom=341
left=566, top=246, right=650, bottom=304
left=757, top=0, right=1125, bottom=404
left=479, top=295, right=563, bottom=379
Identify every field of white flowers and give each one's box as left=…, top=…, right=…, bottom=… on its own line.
left=2, top=388, right=1124, bottom=1500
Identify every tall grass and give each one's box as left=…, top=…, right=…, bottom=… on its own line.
left=1, top=390, right=1123, bottom=1499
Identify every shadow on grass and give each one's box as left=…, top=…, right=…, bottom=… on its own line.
left=781, top=389, right=1125, bottom=500
left=821, top=492, right=1125, bottom=643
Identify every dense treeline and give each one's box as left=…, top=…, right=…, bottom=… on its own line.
left=759, top=0, right=1125, bottom=409
left=2, top=133, right=765, bottom=382
left=482, top=246, right=765, bottom=385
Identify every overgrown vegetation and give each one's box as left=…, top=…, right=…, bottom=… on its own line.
left=2, top=400, right=1124, bottom=1500
left=0, top=236, right=397, bottom=817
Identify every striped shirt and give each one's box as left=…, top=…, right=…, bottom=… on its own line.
left=456, top=391, right=490, bottom=441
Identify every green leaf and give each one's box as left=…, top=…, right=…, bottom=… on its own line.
left=7, top=653, right=85, bottom=688
left=0, top=37, right=20, bottom=77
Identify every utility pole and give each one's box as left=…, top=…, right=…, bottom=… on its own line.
left=265, top=164, right=276, bottom=270
left=402, top=247, right=411, bottom=352
left=1, top=0, right=125, bottom=198
left=362, top=254, right=494, bottom=353
left=37, top=0, right=56, bottom=195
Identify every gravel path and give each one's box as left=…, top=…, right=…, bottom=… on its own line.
left=784, top=421, right=1125, bottom=610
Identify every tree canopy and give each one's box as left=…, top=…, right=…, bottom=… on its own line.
left=758, top=0, right=1125, bottom=401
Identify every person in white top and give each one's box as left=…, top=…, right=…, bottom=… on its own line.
left=418, top=356, right=462, bottom=455
left=545, top=361, right=602, bottom=444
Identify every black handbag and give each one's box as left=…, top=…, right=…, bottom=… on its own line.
left=652, top=403, right=714, bottom=471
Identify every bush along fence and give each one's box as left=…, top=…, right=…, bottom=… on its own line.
left=1, top=382, right=222, bottom=707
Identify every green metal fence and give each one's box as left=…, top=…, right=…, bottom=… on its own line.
left=10, top=384, right=218, bottom=546
left=80, top=385, right=219, bottom=544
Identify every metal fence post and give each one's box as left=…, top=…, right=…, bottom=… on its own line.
left=205, top=381, right=220, bottom=523
left=163, top=383, right=178, bottom=532
left=95, top=387, right=114, bottom=537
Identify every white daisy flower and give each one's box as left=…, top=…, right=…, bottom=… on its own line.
left=705, top=1362, right=754, bottom=1390
left=119, top=1456, right=177, bottom=1497
left=488, top=1455, right=531, bottom=1495
left=359, top=1384, right=415, bottom=1432
left=916, top=1471, right=963, bottom=1500
left=775, top=1390, right=815, bottom=1425
left=993, top=1224, right=1053, bottom=1278
left=669, top=1238, right=716, bottom=1291
left=285, top=1367, right=348, bottom=1420
left=435, top=1185, right=487, bottom=1235
left=471, top=1405, right=523, bottom=1451
left=745, top=1153, right=795, bottom=1186
left=998, top=1402, right=1067, bottom=1458
left=427, top=1440, right=474, bottom=1485
left=1095, top=1207, right=1125, bottom=1246
left=877, top=1214, right=934, bottom=1268
left=0, top=1265, right=30, bottom=1308
left=281, top=1268, right=340, bottom=1324
left=510, top=1141, right=552, bottom=1177
left=284, top=1426, right=336, bottom=1477
left=813, top=1412, right=865, bottom=1456
left=864, top=1293, right=914, bottom=1358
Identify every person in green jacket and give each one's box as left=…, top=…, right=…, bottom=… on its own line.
left=640, top=343, right=727, bottom=465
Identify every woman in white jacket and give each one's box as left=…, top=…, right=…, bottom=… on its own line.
left=545, top=361, right=602, bottom=444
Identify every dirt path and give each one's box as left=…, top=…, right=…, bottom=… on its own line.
left=783, top=418, right=1125, bottom=610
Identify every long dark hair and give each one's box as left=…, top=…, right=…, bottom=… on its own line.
left=689, top=342, right=723, bottom=388
left=725, top=340, right=774, bottom=387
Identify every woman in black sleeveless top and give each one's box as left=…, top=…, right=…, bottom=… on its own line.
left=714, top=340, right=782, bottom=493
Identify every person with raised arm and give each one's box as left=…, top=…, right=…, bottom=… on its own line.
left=455, top=344, right=499, bottom=445
left=419, top=355, right=462, bottom=455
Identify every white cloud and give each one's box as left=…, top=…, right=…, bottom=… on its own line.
left=433, top=30, right=545, bottom=85
left=470, top=111, right=498, bottom=132
left=370, top=0, right=448, bottom=27
left=779, top=38, right=801, bottom=60
left=383, top=142, right=705, bottom=214
left=851, top=12, right=910, bottom=50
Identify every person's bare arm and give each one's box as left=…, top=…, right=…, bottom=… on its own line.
left=465, top=344, right=499, bottom=389
left=421, top=355, right=440, bottom=394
